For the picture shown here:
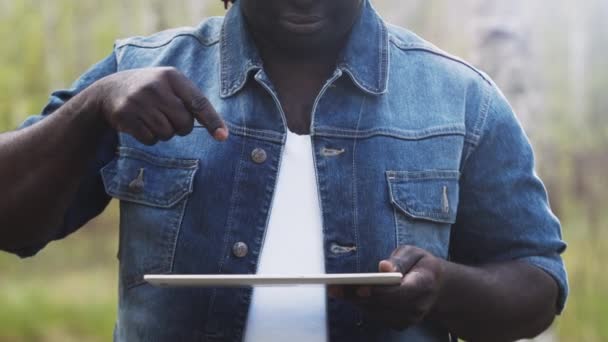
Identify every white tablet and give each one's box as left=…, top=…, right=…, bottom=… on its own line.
left=144, top=273, right=403, bottom=287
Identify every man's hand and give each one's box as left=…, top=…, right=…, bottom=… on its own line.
left=329, top=246, right=559, bottom=341
left=0, top=66, right=230, bottom=252
left=92, top=67, right=228, bottom=145
left=329, top=245, right=445, bottom=330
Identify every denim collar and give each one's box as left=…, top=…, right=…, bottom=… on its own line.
left=219, top=0, right=389, bottom=98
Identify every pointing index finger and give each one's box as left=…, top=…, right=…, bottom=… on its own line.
left=168, top=70, right=228, bottom=141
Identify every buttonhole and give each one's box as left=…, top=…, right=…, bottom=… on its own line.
left=330, top=243, right=357, bottom=254
left=321, top=147, right=346, bottom=157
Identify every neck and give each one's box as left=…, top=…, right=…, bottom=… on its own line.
left=250, top=30, right=349, bottom=72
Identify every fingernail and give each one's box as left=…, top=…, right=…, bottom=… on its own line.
left=356, top=286, right=371, bottom=298
left=214, top=127, right=228, bottom=141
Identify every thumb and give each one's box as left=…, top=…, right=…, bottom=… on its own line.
left=379, top=259, right=398, bottom=273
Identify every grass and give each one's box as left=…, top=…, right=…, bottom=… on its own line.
left=555, top=215, right=608, bottom=342
left=0, top=202, right=606, bottom=341
left=0, top=202, right=119, bottom=342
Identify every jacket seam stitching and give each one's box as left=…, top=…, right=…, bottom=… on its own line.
left=388, top=37, right=493, bottom=86
left=462, top=83, right=494, bottom=169
left=115, top=31, right=219, bottom=50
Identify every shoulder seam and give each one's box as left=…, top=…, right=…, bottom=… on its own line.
left=116, top=31, right=220, bottom=50
left=115, top=17, right=224, bottom=50
left=388, top=34, right=493, bottom=87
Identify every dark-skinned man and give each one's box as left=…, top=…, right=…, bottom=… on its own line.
left=0, top=0, right=567, bottom=341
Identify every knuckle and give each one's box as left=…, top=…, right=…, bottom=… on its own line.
left=392, top=245, right=411, bottom=257
left=191, top=95, right=211, bottom=114
left=113, top=98, right=132, bottom=114
left=140, top=82, right=161, bottom=95
left=121, top=94, right=140, bottom=109
left=404, top=245, right=421, bottom=254
left=158, top=66, right=178, bottom=78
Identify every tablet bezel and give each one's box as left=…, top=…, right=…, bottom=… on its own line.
left=144, top=273, right=403, bottom=287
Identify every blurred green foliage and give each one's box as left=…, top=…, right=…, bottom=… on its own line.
left=0, top=0, right=606, bottom=341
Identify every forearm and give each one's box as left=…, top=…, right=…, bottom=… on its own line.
left=430, top=260, right=558, bottom=341
left=0, top=86, right=108, bottom=250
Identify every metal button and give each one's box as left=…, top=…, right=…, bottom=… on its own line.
left=232, top=242, right=249, bottom=258
left=251, top=148, right=267, bottom=164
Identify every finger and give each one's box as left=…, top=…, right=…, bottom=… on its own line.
left=158, top=94, right=195, bottom=136
left=401, top=269, right=433, bottom=289
left=167, top=71, right=228, bottom=141
left=366, top=283, right=428, bottom=310
left=133, top=119, right=159, bottom=145
left=139, top=77, right=194, bottom=137
left=118, top=116, right=158, bottom=145
left=381, top=246, right=425, bottom=275
left=379, top=260, right=398, bottom=273
left=351, top=272, right=432, bottom=309
left=137, top=107, right=175, bottom=141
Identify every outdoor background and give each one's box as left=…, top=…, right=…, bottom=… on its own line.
left=0, top=0, right=606, bottom=341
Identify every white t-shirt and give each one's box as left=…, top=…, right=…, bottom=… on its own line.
left=243, top=131, right=328, bottom=342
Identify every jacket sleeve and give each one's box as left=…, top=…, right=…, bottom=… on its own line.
left=450, top=83, right=569, bottom=313
left=7, top=52, right=119, bottom=258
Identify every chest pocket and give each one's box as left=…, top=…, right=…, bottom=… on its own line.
left=101, top=147, right=199, bottom=289
left=386, top=170, right=460, bottom=259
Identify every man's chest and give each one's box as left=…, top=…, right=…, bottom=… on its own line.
left=105, top=73, right=467, bottom=283
left=103, top=74, right=466, bottom=341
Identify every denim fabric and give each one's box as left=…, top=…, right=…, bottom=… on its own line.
left=12, top=1, right=567, bottom=341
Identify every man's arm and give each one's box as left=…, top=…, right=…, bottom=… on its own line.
left=432, top=258, right=558, bottom=341
left=0, top=65, right=228, bottom=254
left=330, top=81, right=567, bottom=340
left=330, top=246, right=558, bottom=341
left=0, top=87, right=111, bottom=251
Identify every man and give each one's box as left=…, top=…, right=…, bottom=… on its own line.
left=0, top=0, right=567, bottom=341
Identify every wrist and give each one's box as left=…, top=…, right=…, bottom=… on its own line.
left=427, top=258, right=453, bottom=321
left=52, top=80, right=113, bottom=147
left=79, top=80, right=110, bottom=128
left=58, top=80, right=113, bottom=137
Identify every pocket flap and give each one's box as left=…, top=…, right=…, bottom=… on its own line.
left=101, top=147, right=199, bottom=208
left=386, top=170, right=460, bottom=224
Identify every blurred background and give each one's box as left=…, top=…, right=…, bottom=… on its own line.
left=0, top=0, right=606, bottom=341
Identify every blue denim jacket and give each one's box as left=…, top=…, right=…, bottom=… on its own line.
left=13, top=1, right=567, bottom=341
